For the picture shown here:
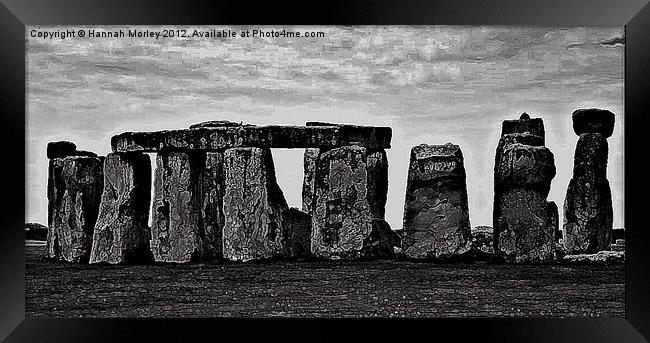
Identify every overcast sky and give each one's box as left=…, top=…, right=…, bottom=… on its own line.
left=27, top=26, right=624, bottom=230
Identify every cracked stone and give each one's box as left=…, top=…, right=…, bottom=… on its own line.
left=493, top=115, right=556, bottom=263
left=200, top=151, right=226, bottom=260
left=90, top=152, right=152, bottom=264
left=402, top=143, right=471, bottom=260
left=112, top=124, right=392, bottom=152
left=150, top=151, right=205, bottom=263
left=46, top=156, right=104, bottom=263
left=222, top=147, right=288, bottom=262
left=311, top=145, right=377, bottom=259
left=564, top=133, right=613, bottom=254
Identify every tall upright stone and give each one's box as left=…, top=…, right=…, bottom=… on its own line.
left=301, top=148, right=321, bottom=215
left=200, top=152, right=226, bottom=260
left=90, top=152, right=152, bottom=264
left=150, top=151, right=204, bottom=263
left=493, top=113, right=557, bottom=263
left=222, top=147, right=289, bottom=262
left=401, top=143, right=471, bottom=259
left=311, top=145, right=393, bottom=259
left=47, top=155, right=104, bottom=263
left=281, top=207, right=312, bottom=258
left=564, top=109, right=615, bottom=254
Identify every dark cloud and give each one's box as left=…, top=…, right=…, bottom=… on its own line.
left=600, top=35, right=625, bottom=47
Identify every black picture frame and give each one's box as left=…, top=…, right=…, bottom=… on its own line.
left=1, top=0, right=649, bottom=341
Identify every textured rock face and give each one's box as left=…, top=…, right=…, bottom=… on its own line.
left=200, top=152, right=225, bottom=260
left=112, top=124, right=392, bottom=152
left=501, top=113, right=545, bottom=144
left=564, top=133, right=613, bottom=254
left=470, top=226, right=494, bottom=260
left=365, top=219, right=402, bottom=259
left=366, top=149, right=389, bottom=219
left=90, top=153, right=152, bottom=264
left=189, top=120, right=246, bottom=129
left=562, top=250, right=624, bottom=265
left=222, top=147, right=289, bottom=262
left=150, top=151, right=205, bottom=263
left=493, top=114, right=557, bottom=263
left=281, top=208, right=312, bottom=258
left=301, top=148, right=321, bottom=214
left=311, top=146, right=373, bottom=259
left=47, top=141, right=77, bottom=159
left=46, top=156, right=104, bottom=263
left=402, top=143, right=471, bottom=260
left=47, top=158, right=66, bottom=258
left=572, top=108, right=615, bottom=138
left=495, top=143, right=556, bottom=193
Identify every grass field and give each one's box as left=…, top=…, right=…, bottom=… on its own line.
left=25, top=244, right=624, bottom=318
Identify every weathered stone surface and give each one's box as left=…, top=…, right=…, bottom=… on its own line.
left=281, top=208, right=312, bottom=258
left=111, top=124, right=392, bottom=152
left=366, top=149, right=389, bottom=219
left=494, top=190, right=557, bottom=263
left=363, top=219, right=402, bottom=259
left=301, top=145, right=387, bottom=218
left=189, top=120, right=247, bottom=129
left=311, top=146, right=374, bottom=259
left=501, top=113, right=545, bottom=144
left=150, top=151, right=204, bottom=263
left=401, top=143, right=471, bottom=259
left=547, top=201, right=560, bottom=243
left=564, top=133, right=613, bottom=254
left=572, top=108, right=615, bottom=138
left=495, top=143, right=556, bottom=193
left=90, top=153, right=152, bottom=264
left=562, top=250, right=624, bottom=265
left=493, top=115, right=557, bottom=263
left=200, top=152, right=225, bottom=260
left=46, top=158, right=65, bottom=258
left=563, top=178, right=613, bottom=254
left=301, top=148, right=321, bottom=214
left=469, top=226, right=494, bottom=261
left=46, top=156, right=104, bottom=263
left=47, top=141, right=77, bottom=159
left=222, top=147, right=289, bottom=262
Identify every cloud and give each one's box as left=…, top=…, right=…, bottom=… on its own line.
left=600, top=35, right=625, bottom=47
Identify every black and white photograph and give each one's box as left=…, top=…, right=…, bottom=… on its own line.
left=25, top=25, right=625, bottom=318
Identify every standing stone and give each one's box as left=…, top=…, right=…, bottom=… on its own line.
left=47, top=156, right=104, bottom=263
left=89, top=152, right=152, bottom=264
left=493, top=113, right=557, bottom=263
left=366, top=219, right=402, bottom=259
left=311, top=145, right=391, bottom=259
left=200, top=152, right=225, bottom=260
left=222, top=147, right=289, bottom=262
left=47, top=141, right=77, bottom=159
left=401, top=143, right=471, bottom=259
left=150, top=151, right=204, bottom=263
left=47, top=158, right=66, bottom=259
left=301, top=148, right=321, bottom=215
left=366, top=149, right=389, bottom=219
left=564, top=109, right=615, bottom=254
left=281, top=208, right=312, bottom=258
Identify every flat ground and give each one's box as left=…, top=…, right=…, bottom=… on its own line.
left=25, top=243, right=624, bottom=318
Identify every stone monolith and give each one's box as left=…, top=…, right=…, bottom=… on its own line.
left=90, top=152, right=152, bottom=264
left=401, top=143, right=471, bottom=259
